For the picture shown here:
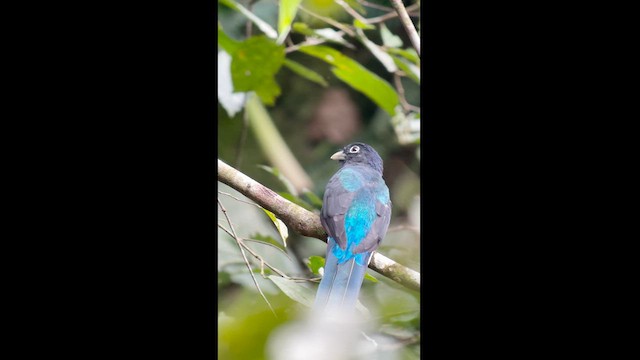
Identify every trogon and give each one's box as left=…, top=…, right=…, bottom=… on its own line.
left=314, top=143, right=392, bottom=312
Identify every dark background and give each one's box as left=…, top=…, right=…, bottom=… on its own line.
left=5, top=0, right=618, bottom=358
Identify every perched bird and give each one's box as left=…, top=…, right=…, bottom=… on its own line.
left=314, top=143, right=391, bottom=312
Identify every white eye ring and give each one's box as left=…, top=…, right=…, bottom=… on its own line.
left=349, top=145, right=360, bottom=153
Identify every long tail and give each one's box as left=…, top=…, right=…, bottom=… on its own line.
left=313, top=238, right=369, bottom=312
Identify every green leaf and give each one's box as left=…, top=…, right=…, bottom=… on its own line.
left=306, top=255, right=325, bottom=275
left=292, top=22, right=314, bottom=36
left=283, top=59, right=328, bottom=87
left=268, top=275, right=316, bottom=307
left=364, top=272, right=378, bottom=283
left=387, top=47, right=420, bottom=65
left=299, top=45, right=400, bottom=116
left=262, top=209, right=289, bottom=246
left=231, top=36, right=285, bottom=105
left=219, top=0, right=278, bottom=39
left=354, top=18, right=375, bottom=30
left=391, top=55, right=420, bottom=84
left=218, top=23, right=241, bottom=54
left=380, top=23, right=403, bottom=48
left=277, top=0, right=303, bottom=44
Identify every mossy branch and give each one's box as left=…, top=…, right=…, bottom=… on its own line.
left=218, top=159, right=420, bottom=291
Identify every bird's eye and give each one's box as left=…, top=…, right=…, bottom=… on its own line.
left=349, top=145, right=360, bottom=153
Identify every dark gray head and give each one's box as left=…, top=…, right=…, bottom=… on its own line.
left=330, top=142, right=384, bottom=174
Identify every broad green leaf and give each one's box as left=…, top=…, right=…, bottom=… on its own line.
left=299, top=45, right=400, bottom=115
left=380, top=23, right=403, bottom=48
left=283, top=59, right=328, bottom=87
left=262, top=209, right=289, bottom=246
left=357, top=28, right=397, bottom=73
left=219, top=0, right=278, bottom=39
left=231, top=36, right=285, bottom=105
left=269, top=275, right=315, bottom=307
left=277, top=0, right=303, bottom=44
left=306, top=255, right=325, bottom=275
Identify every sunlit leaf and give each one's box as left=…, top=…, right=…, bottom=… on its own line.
left=231, top=36, right=285, bottom=105
left=219, top=0, right=278, bottom=39
left=283, top=59, right=328, bottom=87
left=306, top=255, right=325, bottom=275
left=277, top=0, right=303, bottom=44
left=299, top=45, right=400, bottom=115
left=387, top=47, right=420, bottom=65
left=364, top=272, right=379, bottom=283
left=269, top=275, right=316, bottom=307
left=354, top=18, right=375, bottom=30
left=292, top=22, right=314, bottom=35
left=262, top=209, right=289, bottom=246
left=380, top=23, right=403, bottom=48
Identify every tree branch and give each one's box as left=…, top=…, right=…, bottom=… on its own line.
left=388, top=0, right=420, bottom=56
left=218, top=159, right=420, bottom=291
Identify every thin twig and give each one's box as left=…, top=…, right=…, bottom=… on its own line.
left=357, top=0, right=394, bottom=12
left=366, top=3, right=420, bottom=24
left=218, top=191, right=263, bottom=208
left=335, top=0, right=370, bottom=24
left=388, top=0, right=420, bottom=56
left=393, top=73, right=420, bottom=113
left=285, top=37, right=328, bottom=54
left=218, top=224, right=290, bottom=278
left=298, top=6, right=356, bottom=37
left=217, top=199, right=277, bottom=316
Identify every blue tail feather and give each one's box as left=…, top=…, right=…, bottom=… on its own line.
left=313, top=238, right=369, bottom=312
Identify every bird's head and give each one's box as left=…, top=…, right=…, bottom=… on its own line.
left=330, top=142, right=384, bottom=174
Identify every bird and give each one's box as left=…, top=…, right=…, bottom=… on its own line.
left=313, top=142, right=391, bottom=313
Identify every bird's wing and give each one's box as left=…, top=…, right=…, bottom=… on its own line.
left=320, top=173, right=355, bottom=250
left=353, top=181, right=391, bottom=254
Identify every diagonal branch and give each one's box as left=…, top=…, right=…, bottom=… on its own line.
left=218, top=159, right=420, bottom=291
left=388, top=0, right=420, bottom=56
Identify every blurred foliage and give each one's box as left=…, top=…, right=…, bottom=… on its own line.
left=218, top=0, right=421, bottom=358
